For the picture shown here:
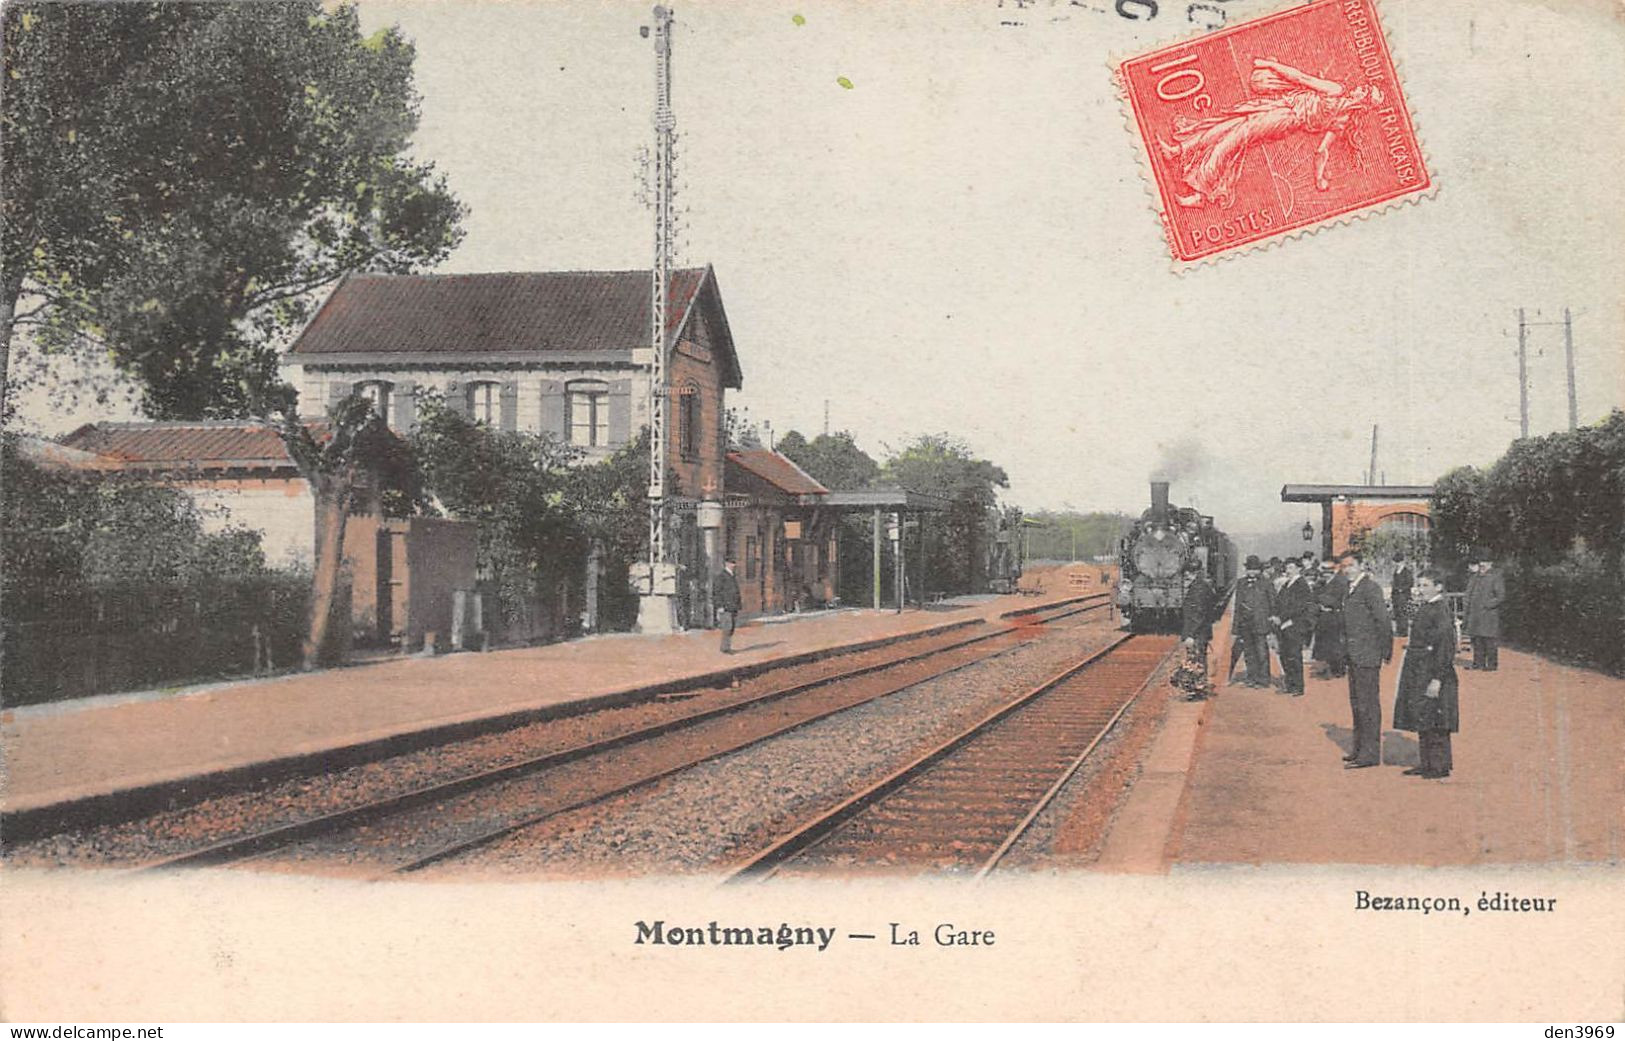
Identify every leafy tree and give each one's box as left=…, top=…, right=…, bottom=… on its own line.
left=412, top=396, right=586, bottom=639
left=778, top=429, right=881, bottom=491
left=724, top=406, right=763, bottom=451
left=1, top=434, right=270, bottom=592
left=1, top=1, right=465, bottom=417
left=883, top=434, right=1009, bottom=594
left=280, top=394, right=420, bottom=666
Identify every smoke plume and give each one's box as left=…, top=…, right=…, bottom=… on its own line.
left=1150, top=435, right=1212, bottom=484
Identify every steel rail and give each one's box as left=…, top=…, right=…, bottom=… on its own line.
left=972, top=645, right=1175, bottom=878
left=722, top=632, right=1164, bottom=883
left=129, top=594, right=1108, bottom=872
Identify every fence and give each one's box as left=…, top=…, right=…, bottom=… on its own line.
left=3, top=573, right=311, bottom=706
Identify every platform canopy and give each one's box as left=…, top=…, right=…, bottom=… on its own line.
left=1280, top=484, right=1436, bottom=503
left=818, top=487, right=952, bottom=512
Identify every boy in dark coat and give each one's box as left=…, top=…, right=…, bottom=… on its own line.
left=1393, top=568, right=1459, bottom=778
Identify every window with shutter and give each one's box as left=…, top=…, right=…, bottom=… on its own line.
left=466, top=380, right=500, bottom=425
left=355, top=380, right=392, bottom=425
left=566, top=380, right=610, bottom=447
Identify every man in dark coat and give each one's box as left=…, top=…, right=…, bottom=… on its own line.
left=1393, top=568, right=1459, bottom=778
left=1314, top=562, right=1350, bottom=678
left=1390, top=552, right=1414, bottom=635
left=1229, top=555, right=1274, bottom=689
left=1178, top=558, right=1217, bottom=699
left=1270, top=558, right=1315, bottom=695
left=1340, top=552, right=1394, bottom=768
left=713, top=558, right=743, bottom=654
left=1464, top=553, right=1506, bottom=671
left=1180, top=557, right=1216, bottom=653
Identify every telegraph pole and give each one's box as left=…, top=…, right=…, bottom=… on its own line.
left=1514, top=306, right=1582, bottom=437
left=1517, top=307, right=1529, bottom=439
left=1564, top=307, right=1577, bottom=431
left=635, top=6, right=679, bottom=633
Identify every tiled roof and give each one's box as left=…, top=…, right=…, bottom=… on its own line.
left=727, top=450, right=829, bottom=497
left=288, top=267, right=740, bottom=385
left=60, top=421, right=300, bottom=471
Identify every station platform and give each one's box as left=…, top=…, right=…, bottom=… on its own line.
left=0, top=586, right=1100, bottom=824
left=1098, top=625, right=1624, bottom=869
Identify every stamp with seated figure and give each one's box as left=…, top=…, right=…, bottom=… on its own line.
left=1116, top=0, right=1432, bottom=264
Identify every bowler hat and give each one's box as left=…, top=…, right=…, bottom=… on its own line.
left=1244, top=554, right=1262, bottom=569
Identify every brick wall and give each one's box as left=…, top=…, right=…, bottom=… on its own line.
left=1329, top=498, right=1432, bottom=557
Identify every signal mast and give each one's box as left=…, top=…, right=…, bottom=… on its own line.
left=635, top=5, right=679, bottom=632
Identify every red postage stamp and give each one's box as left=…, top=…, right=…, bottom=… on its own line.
left=1117, top=0, right=1431, bottom=264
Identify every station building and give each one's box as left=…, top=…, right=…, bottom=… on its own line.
left=1280, top=483, right=1435, bottom=560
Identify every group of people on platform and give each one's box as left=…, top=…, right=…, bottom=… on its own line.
left=1177, top=547, right=1507, bottom=781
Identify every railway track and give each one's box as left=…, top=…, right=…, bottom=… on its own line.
left=723, top=632, right=1177, bottom=881
left=114, top=594, right=1111, bottom=874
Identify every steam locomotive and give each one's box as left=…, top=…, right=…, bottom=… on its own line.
left=1116, top=481, right=1235, bottom=633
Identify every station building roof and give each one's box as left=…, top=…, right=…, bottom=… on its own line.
left=287, top=265, right=742, bottom=388
left=58, top=421, right=302, bottom=474
left=726, top=449, right=828, bottom=498
left=1281, top=483, right=1435, bottom=502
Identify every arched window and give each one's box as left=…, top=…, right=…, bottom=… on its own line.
left=676, top=381, right=700, bottom=460
left=1376, top=511, right=1431, bottom=536
left=355, top=380, right=392, bottom=424
left=466, top=380, right=501, bottom=425
left=567, top=380, right=609, bottom=447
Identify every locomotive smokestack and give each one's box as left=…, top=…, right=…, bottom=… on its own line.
left=1151, top=480, right=1170, bottom=519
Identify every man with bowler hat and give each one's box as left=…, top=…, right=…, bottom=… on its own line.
left=1464, top=551, right=1505, bottom=671
left=1230, top=555, right=1274, bottom=689
left=1340, top=551, right=1394, bottom=768
left=1390, top=551, right=1414, bottom=635
left=1271, top=557, right=1315, bottom=695
left=713, top=557, right=743, bottom=654
left=1315, top=559, right=1350, bottom=678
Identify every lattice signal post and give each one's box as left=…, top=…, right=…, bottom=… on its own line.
left=634, top=5, right=680, bottom=633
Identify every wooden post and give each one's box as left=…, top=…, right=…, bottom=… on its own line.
left=872, top=507, right=882, bottom=610
left=894, top=511, right=904, bottom=613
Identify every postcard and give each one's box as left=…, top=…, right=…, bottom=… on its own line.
left=2, top=0, right=1621, bottom=1023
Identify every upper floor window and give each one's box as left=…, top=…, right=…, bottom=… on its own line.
left=568, top=380, right=609, bottom=447
left=678, top=385, right=699, bottom=460
left=355, top=380, right=392, bottom=424
left=466, top=381, right=500, bottom=425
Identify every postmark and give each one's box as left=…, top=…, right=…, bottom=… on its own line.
left=1116, top=0, right=1431, bottom=263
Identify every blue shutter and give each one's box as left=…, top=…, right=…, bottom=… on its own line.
left=328, top=379, right=351, bottom=412
left=540, top=380, right=567, bottom=440
left=500, top=381, right=519, bottom=432
left=608, top=379, right=632, bottom=446
left=392, top=379, right=417, bottom=431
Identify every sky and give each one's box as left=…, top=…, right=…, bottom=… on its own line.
left=23, top=0, right=1625, bottom=539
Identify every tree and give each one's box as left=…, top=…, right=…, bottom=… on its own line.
left=779, top=429, right=881, bottom=491
left=883, top=434, right=1009, bottom=594
left=411, top=396, right=586, bottom=640
left=1, top=1, right=465, bottom=417
left=280, top=394, right=420, bottom=667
